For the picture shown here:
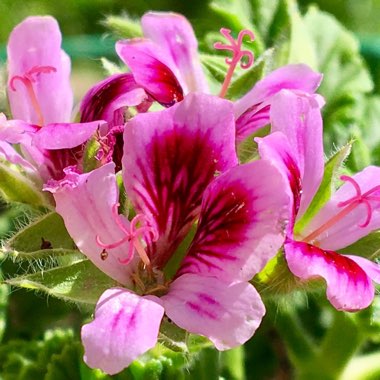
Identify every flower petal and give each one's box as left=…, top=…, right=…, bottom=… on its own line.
left=234, top=64, right=322, bottom=140
left=7, top=16, right=73, bottom=124
left=178, top=159, right=290, bottom=282
left=123, top=93, right=238, bottom=268
left=32, top=121, right=101, bottom=150
left=285, top=240, right=375, bottom=311
left=45, top=163, right=136, bottom=285
left=270, top=90, right=324, bottom=216
left=345, top=255, right=380, bottom=284
left=0, top=141, right=36, bottom=173
left=116, top=39, right=183, bottom=107
left=82, top=288, right=164, bottom=375
left=141, top=12, right=208, bottom=93
left=163, top=274, right=265, bottom=350
left=256, top=132, right=301, bottom=231
left=302, top=166, right=380, bottom=250
left=80, top=73, right=150, bottom=127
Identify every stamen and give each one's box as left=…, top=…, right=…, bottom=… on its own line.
left=10, top=65, right=57, bottom=126
left=214, top=28, right=255, bottom=98
left=95, top=204, right=157, bottom=267
left=302, top=175, right=380, bottom=243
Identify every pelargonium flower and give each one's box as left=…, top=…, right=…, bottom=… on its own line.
left=113, top=11, right=322, bottom=142
left=257, top=89, right=380, bottom=312
left=46, top=93, right=291, bottom=374
left=1, top=16, right=105, bottom=182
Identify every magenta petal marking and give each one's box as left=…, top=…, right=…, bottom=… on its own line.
left=178, top=159, right=291, bottom=282
left=163, top=274, right=265, bottom=350
left=285, top=240, right=375, bottom=311
left=123, top=93, right=238, bottom=268
left=116, top=40, right=184, bottom=107
left=82, top=288, right=164, bottom=375
left=141, top=12, right=209, bottom=93
left=80, top=73, right=149, bottom=127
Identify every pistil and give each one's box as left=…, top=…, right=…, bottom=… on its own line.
left=10, top=65, right=57, bottom=126
left=302, top=175, right=380, bottom=244
left=214, top=28, right=255, bottom=98
left=96, top=204, right=157, bottom=267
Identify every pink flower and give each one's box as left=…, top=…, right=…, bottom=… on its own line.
left=115, top=12, right=322, bottom=141
left=46, top=93, right=291, bottom=374
left=257, top=89, right=380, bottom=312
left=1, top=16, right=106, bottom=181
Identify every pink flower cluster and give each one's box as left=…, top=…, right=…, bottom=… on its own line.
left=2, top=13, right=380, bottom=375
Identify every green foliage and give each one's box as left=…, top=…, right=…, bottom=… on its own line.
left=5, top=260, right=119, bottom=305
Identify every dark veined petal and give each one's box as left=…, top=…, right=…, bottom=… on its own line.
left=122, top=93, right=238, bottom=268
left=178, top=159, right=291, bottom=282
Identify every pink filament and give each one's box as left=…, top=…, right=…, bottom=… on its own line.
left=214, top=28, right=255, bottom=98
left=96, top=203, right=157, bottom=266
left=302, top=175, right=380, bottom=243
left=10, top=65, right=57, bottom=126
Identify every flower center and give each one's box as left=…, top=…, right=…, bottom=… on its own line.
left=10, top=65, right=57, bottom=126
left=95, top=203, right=158, bottom=267
left=302, top=175, right=380, bottom=244
left=214, top=28, right=255, bottom=98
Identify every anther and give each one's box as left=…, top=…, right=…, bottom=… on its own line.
left=214, top=28, right=255, bottom=98
left=10, top=65, right=57, bottom=126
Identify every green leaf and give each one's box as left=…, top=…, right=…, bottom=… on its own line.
left=294, top=142, right=352, bottom=235
left=6, top=260, right=118, bottom=305
left=83, top=137, right=101, bottom=173
left=0, top=162, right=47, bottom=206
left=3, top=212, right=75, bottom=257
left=338, top=231, right=380, bottom=259
left=103, top=15, right=143, bottom=39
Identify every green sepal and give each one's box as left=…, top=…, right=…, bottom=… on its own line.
left=3, top=212, right=75, bottom=257
left=0, top=162, right=47, bottom=206
left=0, top=252, right=8, bottom=342
left=83, top=136, right=101, bottom=173
left=200, top=54, right=227, bottom=84
left=5, top=259, right=119, bottom=305
left=103, top=15, right=143, bottom=39
left=294, top=142, right=352, bottom=235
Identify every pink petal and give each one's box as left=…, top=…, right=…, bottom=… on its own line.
left=163, top=274, right=265, bottom=350
left=270, top=90, right=324, bottom=217
left=256, top=132, right=301, bottom=232
left=285, top=240, right=375, bottom=311
left=178, top=159, right=291, bottom=282
left=141, top=12, right=208, bottom=94
left=234, top=64, right=322, bottom=140
left=301, top=166, right=380, bottom=250
left=33, top=121, right=101, bottom=150
left=116, top=39, right=184, bottom=107
left=345, top=255, right=380, bottom=284
left=80, top=73, right=150, bottom=127
left=0, top=141, right=36, bottom=174
left=7, top=16, right=73, bottom=124
left=82, top=288, right=164, bottom=375
left=45, top=163, right=136, bottom=285
left=123, top=93, right=238, bottom=268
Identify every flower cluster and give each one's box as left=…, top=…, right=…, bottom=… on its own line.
left=2, top=12, right=380, bottom=375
